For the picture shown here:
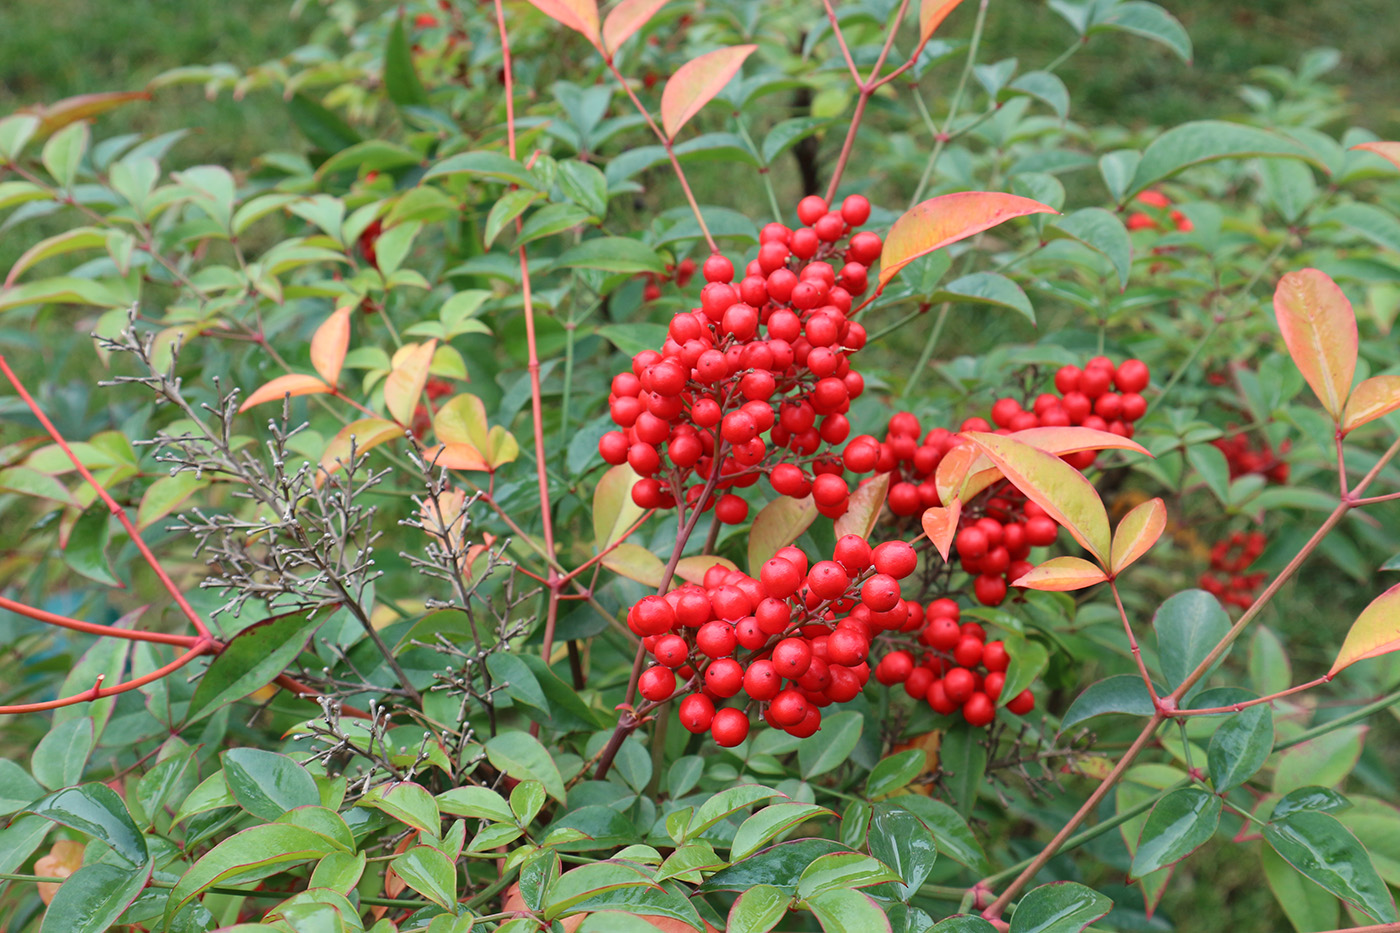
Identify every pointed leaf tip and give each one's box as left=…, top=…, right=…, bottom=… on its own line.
left=1273, top=268, right=1357, bottom=423
left=877, top=192, right=1057, bottom=292
left=660, top=45, right=757, bottom=141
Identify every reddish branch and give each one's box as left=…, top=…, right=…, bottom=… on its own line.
left=0, top=640, right=213, bottom=714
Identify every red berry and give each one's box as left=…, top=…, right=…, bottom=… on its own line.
left=982, top=640, right=1010, bottom=672
left=840, top=194, right=871, bottom=226
left=928, top=597, right=960, bottom=619
left=875, top=650, right=915, bottom=685
left=639, top=666, right=677, bottom=701
left=827, top=627, right=869, bottom=666
left=944, top=667, right=976, bottom=704
left=926, top=616, right=962, bottom=652
left=654, top=634, right=689, bottom=668
left=760, top=557, right=803, bottom=599
left=1115, top=359, right=1150, bottom=393
left=678, top=694, right=715, bottom=733
left=888, top=482, right=922, bottom=516
left=905, top=666, right=934, bottom=699
left=599, top=431, right=629, bottom=464
left=1121, top=392, right=1147, bottom=421
left=1054, top=366, right=1082, bottom=394
left=1006, top=689, right=1035, bottom=715
left=984, top=671, right=1005, bottom=700
left=927, top=679, right=958, bottom=715
left=806, top=560, right=850, bottom=599
left=710, top=707, right=750, bottom=746
left=872, top=540, right=917, bottom=578
left=791, top=227, right=820, bottom=259
left=715, top=494, right=749, bottom=525
left=705, top=658, right=744, bottom=697
left=631, top=595, right=676, bottom=636
left=769, top=463, right=811, bottom=498
left=956, top=527, right=989, bottom=559
left=696, top=621, right=737, bottom=658
left=1024, top=515, right=1058, bottom=547
left=953, top=635, right=984, bottom=668
left=847, top=231, right=882, bottom=265
left=702, top=255, right=734, bottom=283
left=991, top=397, right=1022, bottom=429
left=814, top=212, right=845, bottom=242
left=1080, top=366, right=1112, bottom=398
left=812, top=474, right=849, bottom=507
left=860, top=573, right=901, bottom=612
left=974, top=574, right=1007, bottom=606
left=962, top=691, right=995, bottom=727
left=797, top=196, right=829, bottom=226
left=744, top=660, right=782, bottom=700
left=769, top=688, right=809, bottom=727
left=772, top=637, right=813, bottom=678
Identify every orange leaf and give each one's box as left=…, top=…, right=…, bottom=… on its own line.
left=1012, top=556, right=1108, bottom=591
left=1330, top=582, right=1400, bottom=675
left=1273, top=269, right=1357, bottom=422
left=964, top=431, right=1112, bottom=566
left=660, top=45, right=757, bottom=141
left=34, top=840, right=84, bottom=904
left=422, top=443, right=491, bottom=472
left=1110, top=497, right=1166, bottom=576
left=936, top=426, right=1150, bottom=506
left=310, top=305, right=352, bottom=385
left=920, top=498, right=962, bottom=561
left=521, top=0, right=601, bottom=46
left=919, top=0, right=967, bottom=44
left=384, top=339, right=437, bottom=425
left=674, top=555, right=739, bottom=586
left=1341, top=375, right=1400, bottom=434
left=1352, top=141, right=1400, bottom=172
left=22, top=91, right=151, bottom=137
left=318, top=417, right=402, bottom=482
left=877, top=192, right=1057, bottom=292
left=835, top=472, right=891, bottom=541
left=748, top=495, right=817, bottom=576
left=603, top=0, right=670, bottom=53
left=238, top=373, right=332, bottom=411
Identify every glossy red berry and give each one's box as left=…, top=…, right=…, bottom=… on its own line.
left=962, top=691, right=995, bottom=727
left=872, top=540, right=917, bottom=578
left=953, top=635, right=984, bottom=669
left=974, top=574, right=1008, bottom=606
left=1115, top=358, right=1150, bottom=393
left=632, top=595, right=675, bottom=636
left=944, top=667, right=976, bottom=704
left=982, top=640, right=1010, bottom=672
left=1006, top=689, right=1036, bottom=715
left=772, top=637, right=813, bottom=678
left=639, top=666, right=676, bottom=701
left=702, top=254, right=734, bottom=283
left=705, top=658, right=744, bottom=698
left=653, top=634, right=690, bottom=668
left=760, top=557, right=803, bottom=599
left=678, top=693, right=715, bottom=733
left=860, top=573, right=901, bottom=612
left=711, top=707, right=750, bottom=746
left=715, top=494, right=749, bottom=525
left=807, top=560, right=850, bottom=600
left=927, top=616, right=962, bottom=652
left=875, top=650, right=915, bottom=685
left=769, top=688, right=809, bottom=727
left=744, top=660, right=782, bottom=700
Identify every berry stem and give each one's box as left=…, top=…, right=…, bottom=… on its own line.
left=1109, top=581, right=1160, bottom=704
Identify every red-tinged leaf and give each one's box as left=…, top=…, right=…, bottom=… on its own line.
left=318, top=417, right=403, bottom=482
left=593, top=464, right=647, bottom=550
left=933, top=440, right=980, bottom=506
left=1111, top=498, right=1167, bottom=576
left=602, top=0, right=669, bottom=53
left=523, top=0, right=601, bottom=46
left=964, top=431, right=1112, bottom=566
left=1353, top=141, right=1400, bottom=172
left=1342, top=375, right=1400, bottom=434
left=920, top=499, right=961, bottom=562
left=748, top=495, right=818, bottom=576
left=877, top=192, right=1058, bottom=292
left=432, top=393, right=490, bottom=449
left=601, top=542, right=666, bottom=588
left=310, top=305, right=352, bottom=385
left=1329, top=583, right=1400, bottom=675
left=835, top=473, right=891, bottom=541
left=238, top=373, right=332, bottom=412
left=660, top=45, right=757, bottom=142
left=21, top=91, right=151, bottom=137
left=384, top=339, right=436, bottom=425
left=422, top=443, right=491, bottom=472
left=1273, top=269, right=1358, bottom=422
left=1013, top=556, right=1108, bottom=591
left=674, top=555, right=739, bottom=586
left=938, top=426, right=1150, bottom=506
left=919, top=0, right=966, bottom=44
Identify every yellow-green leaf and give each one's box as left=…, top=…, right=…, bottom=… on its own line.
left=834, top=473, right=890, bottom=541
left=1012, top=556, right=1108, bottom=591
left=592, top=464, right=646, bottom=550
left=601, top=542, right=666, bottom=587
left=1273, top=268, right=1358, bottom=422
left=877, top=192, right=1057, bottom=292
left=660, top=46, right=757, bottom=141
left=384, top=340, right=436, bottom=425
left=5, top=228, right=107, bottom=287
left=1342, top=375, right=1400, bottom=434
left=748, top=495, right=817, bottom=576
left=1111, top=497, right=1167, bottom=576
left=1330, top=583, right=1400, bottom=675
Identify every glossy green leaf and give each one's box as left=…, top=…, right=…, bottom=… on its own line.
left=42, top=121, right=88, bottom=188
left=358, top=781, right=441, bottom=834
left=928, top=271, right=1036, bottom=324
left=185, top=610, right=319, bottom=724
left=731, top=803, right=831, bottom=860
left=27, top=783, right=147, bottom=867
left=938, top=722, right=988, bottom=816
left=136, top=471, right=210, bottom=530
left=798, top=710, right=863, bottom=779
left=1059, top=674, right=1156, bottom=731
left=865, top=749, right=925, bottom=798
left=1273, top=787, right=1352, bottom=821
left=487, top=652, right=552, bottom=722
left=1130, top=787, right=1221, bottom=877
left=1126, top=121, right=1326, bottom=198
left=384, top=15, right=430, bottom=108
left=1273, top=725, right=1365, bottom=795
left=1089, top=2, right=1192, bottom=62
left=424, top=150, right=539, bottom=189
left=31, top=716, right=94, bottom=790
left=889, top=796, right=989, bottom=874
left=552, top=236, right=665, bottom=274
left=569, top=880, right=705, bottom=929
left=1262, top=842, right=1338, bottom=933
left=1154, top=589, right=1230, bottom=694
left=511, top=780, right=548, bottom=826
left=309, top=850, right=367, bottom=895
left=1207, top=705, right=1274, bottom=791
left=728, top=883, right=790, bottom=933
left=797, top=853, right=902, bottom=899
left=222, top=748, right=319, bottom=821
left=686, top=784, right=784, bottom=841
left=544, top=860, right=659, bottom=919
left=392, top=845, right=457, bottom=909
left=1264, top=811, right=1397, bottom=922
left=805, top=888, right=893, bottom=933
left=1049, top=208, right=1131, bottom=290
left=40, top=860, right=151, bottom=933
left=867, top=804, right=937, bottom=900
left=1008, top=881, right=1113, bottom=933
left=484, top=189, right=540, bottom=248
left=486, top=733, right=567, bottom=803
left=164, top=824, right=340, bottom=922
left=932, top=918, right=999, bottom=932
left=0, top=760, right=44, bottom=815
left=700, top=839, right=850, bottom=894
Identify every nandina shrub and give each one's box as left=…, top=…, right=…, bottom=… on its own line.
left=2, top=2, right=1400, bottom=933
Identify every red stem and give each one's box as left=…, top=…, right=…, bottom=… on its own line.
left=1170, top=675, right=1334, bottom=717
left=0, top=594, right=198, bottom=647
left=0, top=639, right=213, bottom=714
left=1109, top=581, right=1159, bottom=703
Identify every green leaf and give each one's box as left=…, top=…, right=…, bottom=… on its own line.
left=391, top=845, right=457, bottom=909
left=425, top=151, right=539, bottom=189
left=804, top=888, right=893, bottom=933
left=867, top=804, right=937, bottom=901
left=798, top=710, right=864, bottom=778
left=486, top=733, right=567, bottom=803
left=866, top=749, right=925, bottom=798
left=1185, top=443, right=1231, bottom=506
left=287, top=94, right=362, bottom=152
left=728, top=883, right=790, bottom=933
left=359, top=781, right=441, bottom=834
left=1264, top=811, right=1397, bottom=922
left=686, top=784, right=784, bottom=841
left=1207, top=705, right=1274, bottom=792
left=437, top=786, right=515, bottom=823
left=568, top=880, right=705, bottom=929
left=516, top=202, right=595, bottom=245
left=1049, top=208, right=1131, bottom=291
left=1060, top=674, right=1156, bottom=731
left=511, top=780, right=548, bottom=826
left=928, top=272, right=1036, bottom=324
left=761, top=117, right=830, bottom=166
left=1273, top=725, right=1365, bottom=795
left=40, top=860, right=151, bottom=933
left=1154, top=589, right=1230, bottom=695
left=517, top=652, right=610, bottom=731
left=484, top=189, right=541, bottom=248
left=596, top=323, right=670, bottom=358
left=544, top=861, right=659, bottom=919
left=384, top=15, right=430, bottom=108
left=164, top=823, right=341, bottom=922
left=42, top=121, right=89, bottom=189
left=1127, top=121, right=1326, bottom=198
left=517, top=848, right=560, bottom=911
left=731, top=803, right=831, bottom=860
left=222, top=748, right=319, bottom=821
left=1008, top=881, right=1113, bottom=933
left=888, top=796, right=990, bottom=874
left=1317, top=202, right=1400, bottom=255
left=486, top=652, right=552, bottom=722
left=1262, top=842, right=1339, bottom=933
left=31, top=716, right=94, bottom=790
left=136, top=471, right=210, bottom=530
left=27, top=783, right=147, bottom=867
left=938, top=722, right=988, bottom=816
left=932, top=918, right=999, bottom=932
left=797, top=853, right=902, bottom=899
left=1273, top=787, right=1352, bottom=821
left=552, top=236, right=666, bottom=274
left=185, top=610, right=320, bottom=724
left=0, top=760, right=44, bottom=815
left=1099, top=149, right=1142, bottom=204
left=997, top=632, right=1049, bottom=709
left=558, top=160, right=609, bottom=217
left=701, top=839, right=850, bottom=894
left=1130, top=787, right=1221, bottom=878
left=1089, top=1, right=1192, bottom=62
left=1004, top=71, right=1070, bottom=120
left=0, top=465, right=75, bottom=504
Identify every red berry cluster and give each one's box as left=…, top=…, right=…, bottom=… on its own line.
left=1212, top=430, right=1291, bottom=484
left=1199, top=530, right=1267, bottom=609
left=598, top=194, right=882, bottom=522
left=1126, top=190, right=1193, bottom=233
left=630, top=536, right=922, bottom=747
left=640, top=258, right=698, bottom=303
left=874, top=599, right=1035, bottom=726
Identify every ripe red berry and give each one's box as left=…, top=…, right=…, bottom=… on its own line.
left=631, top=595, right=675, bottom=636
left=710, top=707, right=750, bottom=746
left=678, top=693, right=715, bottom=733
left=639, top=666, right=676, bottom=701
left=743, top=660, right=782, bottom=701
left=875, top=650, right=915, bottom=685
left=1080, top=366, right=1112, bottom=398
left=1024, top=515, right=1058, bottom=547
left=769, top=463, right=811, bottom=498
left=984, top=671, right=1006, bottom=700
left=1120, top=392, right=1147, bottom=421
left=905, top=666, right=934, bottom=699
left=812, top=474, right=849, bottom=508
left=956, top=526, right=989, bottom=559
left=888, top=482, right=922, bottom=516
left=953, top=635, right=984, bottom=669
left=827, top=627, right=869, bottom=666
left=769, top=688, right=809, bottom=727
left=926, top=616, right=962, bottom=652
left=772, top=637, right=813, bottom=679
left=1006, top=689, right=1036, bottom=715
left=715, top=494, right=749, bottom=525
left=790, top=227, right=820, bottom=259
left=1054, top=365, right=1082, bottom=394
left=760, top=557, right=803, bottom=599
left=1115, top=358, right=1150, bottom=393
left=814, top=212, right=845, bottom=242
left=599, top=431, right=629, bottom=464
left=974, top=573, right=1007, bottom=606
left=840, top=194, right=871, bottom=226
left=982, top=640, right=1010, bottom=672
left=705, top=658, right=744, bottom=697
left=653, top=634, right=689, bottom=668
left=696, top=620, right=737, bottom=658
left=962, top=691, right=995, bottom=727
left=944, top=667, right=976, bottom=704
left=860, top=573, right=901, bottom=612
left=833, top=534, right=873, bottom=573
left=872, top=541, right=917, bottom=578
left=927, top=679, right=958, bottom=715
left=702, top=254, right=734, bottom=283
left=843, top=439, right=880, bottom=473
left=806, top=560, right=850, bottom=600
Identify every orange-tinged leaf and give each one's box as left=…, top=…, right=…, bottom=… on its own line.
left=318, top=417, right=402, bottom=481
left=593, top=464, right=647, bottom=550
left=433, top=393, right=490, bottom=450
left=748, top=494, right=818, bottom=576
left=601, top=541, right=666, bottom=587
left=1012, top=556, right=1108, bottom=591
left=1352, top=141, right=1400, bottom=172
left=964, top=431, right=1112, bottom=566
left=522, top=0, right=601, bottom=45
left=34, top=840, right=84, bottom=904
left=239, top=373, right=332, bottom=411
left=1110, top=498, right=1166, bottom=576
left=937, top=426, right=1150, bottom=505
left=602, top=0, right=669, bottom=52
left=1273, top=269, right=1357, bottom=422
left=1341, top=375, right=1400, bottom=434
left=22, top=91, right=151, bottom=137
left=385, top=339, right=436, bottom=425
left=310, top=305, right=352, bottom=385
left=422, top=443, right=491, bottom=471
left=835, top=472, right=891, bottom=541
left=921, top=498, right=961, bottom=561
left=919, top=0, right=966, bottom=44
left=485, top=425, right=520, bottom=469
left=877, top=192, right=1057, bottom=292
left=674, top=554, right=739, bottom=586
left=660, top=45, right=757, bottom=141
left=1330, top=583, right=1400, bottom=675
